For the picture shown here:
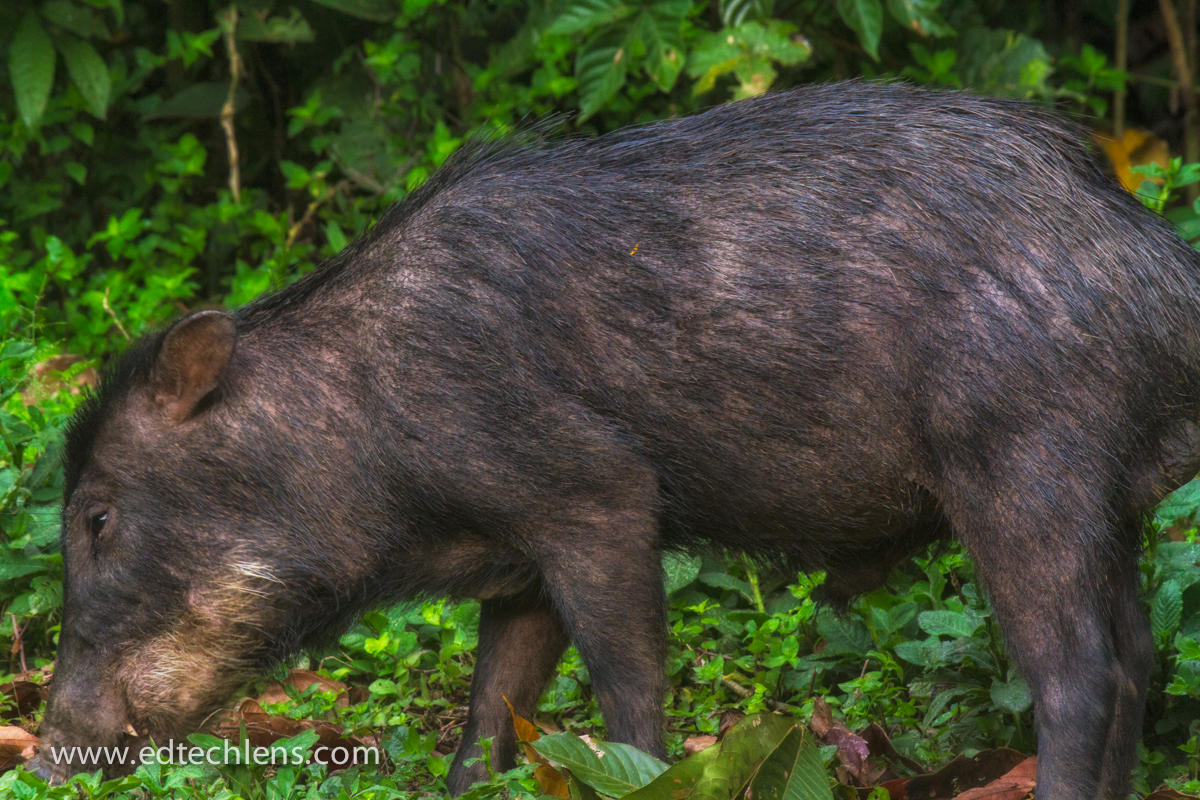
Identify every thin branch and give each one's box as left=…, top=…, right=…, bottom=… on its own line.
left=220, top=6, right=243, bottom=204
left=102, top=287, right=130, bottom=341
left=1115, top=0, right=1129, bottom=138
left=1160, top=0, right=1199, bottom=201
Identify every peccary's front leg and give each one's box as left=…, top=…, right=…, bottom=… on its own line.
left=447, top=587, right=568, bottom=795
left=534, top=508, right=669, bottom=759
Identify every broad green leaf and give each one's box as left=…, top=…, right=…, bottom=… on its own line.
left=989, top=676, right=1032, bottom=714
left=692, top=714, right=797, bottom=800
left=836, top=0, right=882, bottom=60
left=623, top=744, right=720, bottom=800
left=747, top=726, right=832, bottom=800
left=41, top=0, right=111, bottom=39
left=687, top=21, right=810, bottom=97
left=917, top=609, right=982, bottom=639
left=816, top=607, right=873, bottom=655
left=886, top=0, right=953, bottom=37
left=58, top=34, right=110, bottom=118
left=307, top=0, right=403, bottom=22
left=1155, top=477, right=1200, bottom=523
left=547, top=0, right=634, bottom=36
left=10, top=11, right=56, bottom=127
left=0, top=559, right=45, bottom=582
left=637, top=4, right=687, bottom=91
left=663, top=552, right=702, bottom=595
left=957, top=27, right=1051, bottom=98
left=531, top=734, right=669, bottom=796
left=1152, top=580, right=1184, bottom=640
left=569, top=774, right=603, bottom=800
left=575, top=28, right=630, bottom=120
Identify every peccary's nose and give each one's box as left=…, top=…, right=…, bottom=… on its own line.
left=25, top=755, right=59, bottom=783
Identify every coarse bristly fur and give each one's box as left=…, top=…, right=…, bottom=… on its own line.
left=38, top=81, right=1200, bottom=800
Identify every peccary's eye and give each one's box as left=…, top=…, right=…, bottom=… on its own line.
left=89, top=509, right=109, bottom=538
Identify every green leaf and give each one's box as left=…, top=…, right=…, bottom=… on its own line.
left=836, top=0, right=882, bottom=60
left=917, top=609, right=982, bottom=639
left=687, top=21, right=810, bottom=98
left=41, top=0, right=111, bottom=39
left=623, top=745, right=720, bottom=800
left=692, top=714, right=798, bottom=800
left=569, top=774, right=603, bottom=800
left=57, top=34, right=110, bottom=118
left=65, top=161, right=86, bottom=184
left=886, top=0, right=953, bottom=37
left=816, top=608, right=873, bottom=655
left=0, top=559, right=46, bottom=582
left=747, top=726, right=832, bottom=800
left=1155, top=477, right=1200, bottom=523
left=10, top=11, right=56, bottom=127
left=531, top=733, right=669, bottom=796
left=1152, top=580, right=1184, bottom=640
left=989, top=676, right=1032, bottom=714
left=637, top=5, right=687, bottom=91
left=575, top=28, right=630, bottom=120
left=547, top=0, right=634, bottom=36
left=663, top=552, right=702, bottom=595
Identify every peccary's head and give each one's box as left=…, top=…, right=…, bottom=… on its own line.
left=32, top=310, right=367, bottom=780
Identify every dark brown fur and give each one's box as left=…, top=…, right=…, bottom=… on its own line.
left=34, top=82, right=1200, bottom=800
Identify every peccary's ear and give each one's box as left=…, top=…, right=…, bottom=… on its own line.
left=149, top=310, right=237, bottom=423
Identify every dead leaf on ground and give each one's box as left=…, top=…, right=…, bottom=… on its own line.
left=505, top=698, right=569, bottom=798
left=1145, top=788, right=1200, bottom=800
left=810, top=697, right=883, bottom=786
left=214, top=698, right=379, bottom=771
left=717, top=709, right=745, bottom=738
left=683, top=734, right=718, bottom=756
left=0, top=725, right=39, bottom=771
left=255, top=669, right=360, bottom=708
left=860, top=722, right=924, bottom=774
left=952, top=756, right=1035, bottom=800
left=902, top=748, right=1029, bottom=800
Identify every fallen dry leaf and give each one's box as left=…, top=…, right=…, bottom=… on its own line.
left=0, top=725, right=39, bottom=770
left=903, top=748, right=1028, bottom=800
left=214, top=698, right=379, bottom=771
left=810, top=697, right=883, bottom=786
left=683, top=734, right=718, bottom=756
left=505, top=698, right=568, bottom=798
left=952, top=756, right=1035, bottom=800
left=860, top=722, right=924, bottom=774
left=1145, top=788, right=1200, bottom=800
left=255, top=669, right=354, bottom=708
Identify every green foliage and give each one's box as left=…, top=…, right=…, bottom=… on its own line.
left=530, top=713, right=830, bottom=800
left=2, top=0, right=1200, bottom=796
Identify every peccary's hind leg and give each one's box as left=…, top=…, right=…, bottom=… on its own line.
left=941, top=464, right=1141, bottom=800
left=1096, top=547, right=1152, bottom=798
left=447, top=585, right=568, bottom=795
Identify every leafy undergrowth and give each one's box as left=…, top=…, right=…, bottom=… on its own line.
left=0, top=517, right=1197, bottom=798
